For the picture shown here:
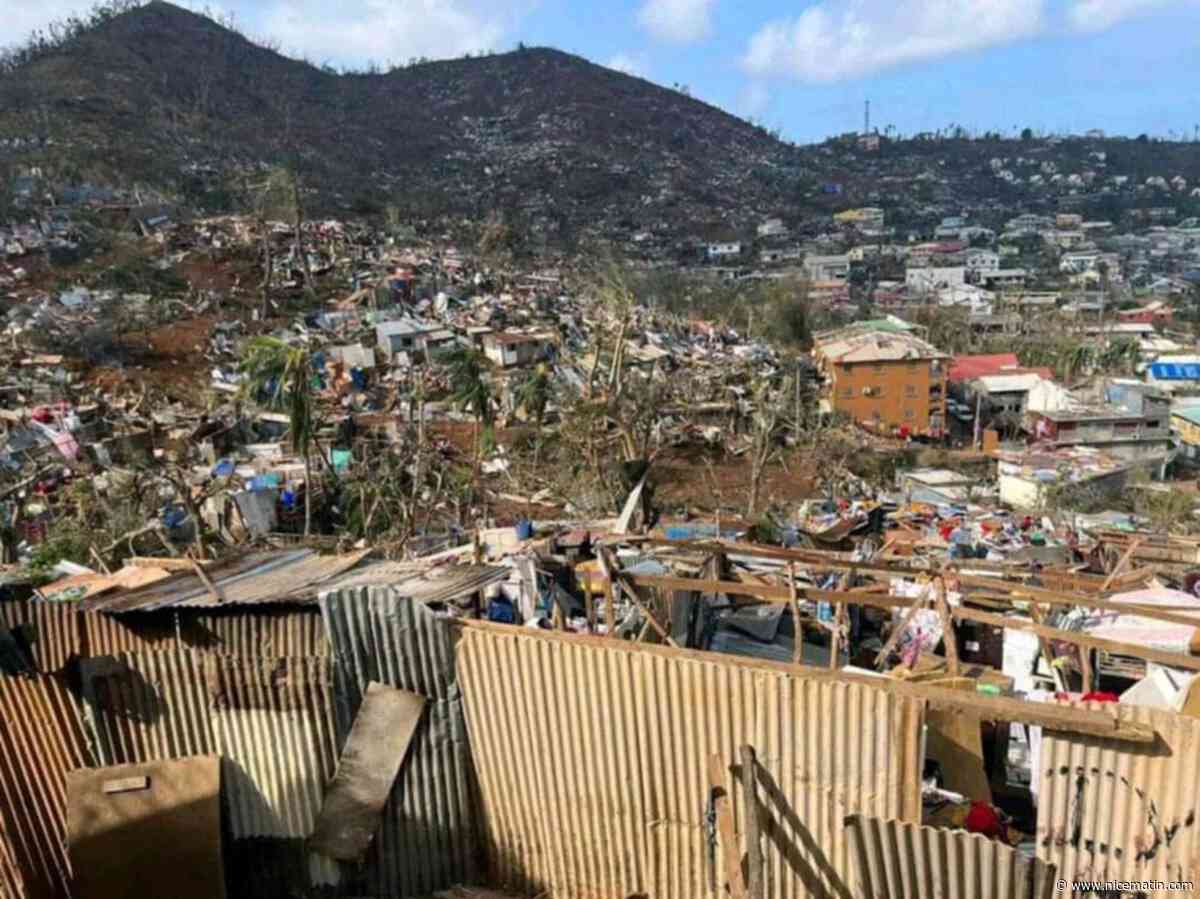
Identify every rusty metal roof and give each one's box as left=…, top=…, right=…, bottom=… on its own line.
left=78, top=550, right=372, bottom=614
left=324, top=561, right=509, bottom=605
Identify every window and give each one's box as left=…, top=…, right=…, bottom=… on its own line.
left=1146, top=420, right=1161, bottom=429
left=904, top=384, right=917, bottom=398
left=873, top=363, right=885, bottom=374
left=907, top=360, right=918, bottom=371
left=842, top=385, right=854, bottom=398
left=904, top=408, right=916, bottom=420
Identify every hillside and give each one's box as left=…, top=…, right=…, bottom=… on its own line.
left=0, top=1, right=804, bottom=237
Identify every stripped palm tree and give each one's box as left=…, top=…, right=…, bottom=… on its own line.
left=514, top=363, right=552, bottom=463
left=240, top=336, right=318, bottom=535
left=442, top=346, right=494, bottom=490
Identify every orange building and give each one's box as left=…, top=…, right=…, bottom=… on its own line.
left=814, top=329, right=948, bottom=437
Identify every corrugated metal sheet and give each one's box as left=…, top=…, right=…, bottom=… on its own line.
left=0, top=601, right=80, bottom=673
left=319, top=585, right=479, bottom=898
left=194, top=608, right=330, bottom=658
left=455, top=623, right=925, bottom=899
left=1038, top=703, right=1200, bottom=889
left=0, top=825, right=26, bottom=899
left=845, top=814, right=1057, bottom=899
left=0, top=673, right=91, bottom=899
left=329, top=562, right=510, bottom=605
left=204, top=654, right=338, bottom=839
left=80, top=550, right=371, bottom=613
left=81, top=650, right=214, bottom=765
left=81, top=608, right=179, bottom=657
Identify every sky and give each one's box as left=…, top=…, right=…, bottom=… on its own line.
left=5, top=0, right=1200, bottom=143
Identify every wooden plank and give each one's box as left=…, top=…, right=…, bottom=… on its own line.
left=1101, top=537, right=1142, bottom=591
left=925, top=705, right=990, bottom=803
left=612, top=574, right=678, bottom=647
left=707, top=753, right=748, bottom=899
left=311, top=683, right=427, bottom=861
left=739, top=745, right=763, bottom=899
left=935, top=576, right=960, bottom=677
left=788, top=562, right=802, bottom=666
left=102, top=776, right=150, bottom=795
left=951, top=605, right=1200, bottom=673
left=875, top=582, right=931, bottom=669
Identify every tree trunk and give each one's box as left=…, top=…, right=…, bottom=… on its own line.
left=259, top=222, right=272, bottom=320
left=304, top=451, right=312, bottom=536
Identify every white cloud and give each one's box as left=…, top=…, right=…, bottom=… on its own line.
left=605, top=53, right=648, bottom=78
left=1067, top=0, right=1185, bottom=32
left=637, top=0, right=716, bottom=44
left=741, top=0, right=1045, bottom=83
left=256, top=0, right=534, bottom=66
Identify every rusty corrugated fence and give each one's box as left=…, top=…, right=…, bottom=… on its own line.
left=845, top=813, right=1057, bottom=899
left=456, top=623, right=925, bottom=899
left=0, top=674, right=90, bottom=899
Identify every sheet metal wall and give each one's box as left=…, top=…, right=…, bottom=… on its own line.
left=0, top=674, right=90, bottom=899
left=0, top=601, right=81, bottom=673
left=456, top=624, right=925, bottom=899
left=845, top=814, right=1057, bottom=899
left=319, top=585, right=480, bottom=899
left=81, top=649, right=215, bottom=765
left=1038, top=703, right=1200, bottom=890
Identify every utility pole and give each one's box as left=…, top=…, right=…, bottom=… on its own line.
left=864, top=99, right=871, bottom=135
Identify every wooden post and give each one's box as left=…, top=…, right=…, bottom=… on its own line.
left=788, top=562, right=803, bottom=666
left=584, top=589, right=596, bottom=634
left=595, top=547, right=619, bottom=638
left=936, top=576, right=960, bottom=677
left=739, top=745, right=763, bottom=899
left=1029, top=602, right=1068, bottom=692
left=706, top=754, right=748, bottom=899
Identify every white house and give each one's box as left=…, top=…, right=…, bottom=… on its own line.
left=905, top=266, right=966, bottom=293
left=757, top=218, right=788, bottom=238
left=965, top=250, right=1000, bottom=274
left=804, top=254, right=851, bottom=282
left=706, top=242, right=742, bottom=260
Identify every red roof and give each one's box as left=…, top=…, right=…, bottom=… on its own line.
left=949, top=353, right=1054, bottom=383
left=949, top=353, right=1020, bottom=382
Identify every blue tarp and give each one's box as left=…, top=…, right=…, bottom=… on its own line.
left=1150, top=362, right=1200, bottom=380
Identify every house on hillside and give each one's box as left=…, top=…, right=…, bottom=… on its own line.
left=706, top=242, right=742, bottom=260
left=1025, top=379, right=1172, bottom=461
left=482, top=332, right=554, bottom=368
left=803, top=254, right=850, bottom=282
left=1117, top=301, right=1173, bottom=325
left=375, top=317, right=443, bottom=359
left=813, top=328, right=947, bottom=438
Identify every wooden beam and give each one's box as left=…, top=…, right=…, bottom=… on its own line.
left=875, top=582, right=931, bottom=669
left=188, top=552, right=224, bottom=604
left=787, top=562, right=802, bottom=666
left=739, top=745, right=763, bottom=899
left=951, top=604, right=1200, bottom=674
left=935, top=576, right=960, bottom=677
left=612, top=574, right=679, bottom=648
left=1101, top=537, right=1142, bottom=591
left=707, top=753, right=748, bottom=899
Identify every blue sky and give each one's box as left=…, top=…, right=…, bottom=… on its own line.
left=8, top=0, right=1200, bottom=142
